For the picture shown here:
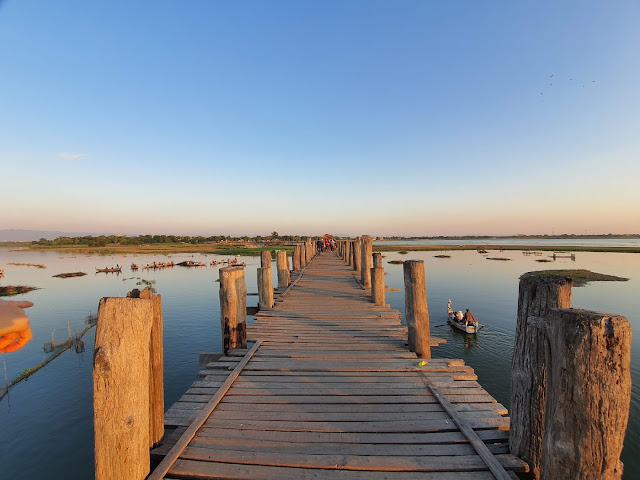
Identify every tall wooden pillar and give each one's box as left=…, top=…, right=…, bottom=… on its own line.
left=276, top=250, right=290, bottom=289
left=361, top=235, right=372, bottom=288
left=510, top=273, right=631, bottom=480
left=403, top=260, right=430, bottom=359
left=219, top=266, right=247, bottom=353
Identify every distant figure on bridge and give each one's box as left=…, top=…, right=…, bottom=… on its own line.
left=316, top=240, right=323, bottom=254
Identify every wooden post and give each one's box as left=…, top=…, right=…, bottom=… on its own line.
left=258, top=250, right=274, bottom=309
left=257, top=267, right=273, bottom=309
left=373, top=252, right=382, bottom=268
left=219, top=266, right=247, bottom=353
left=510, top=273, right=631, bottom=480
left=352, top=237, right=361, bottom=274
left=276, top=250, right=290, bottom=289
left=292, top=245, right=301, bottom=272
left=300, top=242, right=307, bottom=267
left=93, top=297, right=153, bottom=480
left=131, top=288, right=164, bottom=447
left=371, top=267, right=385, bottom=306
left=361, top=235, right=372, bottom=288
left=260, top=250, right=271, bottom=268
left=403, top=260, right=431, bottom=359
left=306, top=237, right=313, bottom=262
left=346, top=240, right=352, bottom=265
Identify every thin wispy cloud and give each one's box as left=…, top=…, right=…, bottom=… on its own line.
left=57, top=152, right=89, bottom=160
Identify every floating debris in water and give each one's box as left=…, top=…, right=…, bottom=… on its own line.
left=0, top=285, right=39, bottom=296
left=53, top=272, right=87, bottom=278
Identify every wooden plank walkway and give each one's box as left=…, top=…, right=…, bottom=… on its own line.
left=150, top=253, right=528, bottom=479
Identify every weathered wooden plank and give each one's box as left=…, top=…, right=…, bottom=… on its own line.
left=224, top=387, right=485, bottom=396
left=208, top=409, right=503, bottom=423
left=169, top=459, right=505, bottom=480
left=220, top=393, right=497, bottom=404
left=178, top=448, right=529, bottom=472
left=186, top=435, right=510, bottom=456
left=215, top=401, right=507, bottom=414
left=194, top=427, right=510, bottom=444
left=203, top=417, right=509, bottom=432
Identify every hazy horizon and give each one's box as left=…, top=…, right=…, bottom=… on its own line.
left=2, top=1, right=638, bottom=236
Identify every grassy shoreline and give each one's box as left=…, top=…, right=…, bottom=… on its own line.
left=2, top=243, right=296, bottom=256
left=2, top=242, right=638, bottom=255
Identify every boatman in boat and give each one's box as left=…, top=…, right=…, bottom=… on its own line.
left=464, top=309, right=474, bottom=326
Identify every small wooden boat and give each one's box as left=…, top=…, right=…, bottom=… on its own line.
left=447, top=300, right=480, bottom=334
left=131, top=263, right=139, bottom=270
left=185, top=261, right=206, bottom=267
left=95, top=267, right=122, bottom=273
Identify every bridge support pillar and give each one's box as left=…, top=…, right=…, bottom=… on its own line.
left=276, top=250, right=290, bottom=289
left=219, top=266, right=247, bottom=353
left=403, top=260, right=430, bottom=358
left=510, top=273, right=631, bottom=480
left=361, top=235, right=372, bottom=288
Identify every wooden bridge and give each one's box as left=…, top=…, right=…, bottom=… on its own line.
left=148, top=252, right=528, bottom=479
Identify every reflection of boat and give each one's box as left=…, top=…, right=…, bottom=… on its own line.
left=447, top=300, right=480, bottom=334
left=96, top=267, right=122, bottom=273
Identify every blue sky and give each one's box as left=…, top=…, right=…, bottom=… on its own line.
left=1, top=1, right=638, bottom=236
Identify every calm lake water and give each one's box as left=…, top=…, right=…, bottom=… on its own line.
left=375, top=238, right=640, bottom=248
left=0, top=246, right=638, bottom=479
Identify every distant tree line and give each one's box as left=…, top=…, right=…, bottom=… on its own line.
left=32, top=232, right=310, bottom=247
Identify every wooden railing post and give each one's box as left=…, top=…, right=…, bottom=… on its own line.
left=133, top=288, right=164, bottom=447
left=276, top=250, right=290, bottom=289
left=306, top=237, right=313, bottom=262
left=352, top=237, right=361, bottom=275
left=346, top=240, right=352, bottom=265
left=219, top=266, right=247, bottom=353
left=93, top=295, right=154, bottom=480
left=292, top=245, right=301, bottom=272
left=371, top=266, right=385, bottom=306
left=403, top=260, right=430, bottom=359
left=257, top=251, right=274, bottom=310
left=300, top=242, right=307, bottom=267
left=510, top=273, right=631, bottom=480
left=373, top=252, right=382, bottom=268
left=361, top=235, right=372, bottom=288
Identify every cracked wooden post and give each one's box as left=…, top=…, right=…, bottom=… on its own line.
left=510, top=273, right=631, bottom=480
left=403, top=260, right=430, bottom=359
left=306, top=237, right=313, bottom=263
left=219, top=266, right=247, bottom=354
left=371, top=266, right=385, bottom=306
left=373, top=252, right=383, bottom=268
left=132, top=288, right=164, bottom=447
left=93, top=296, right=154, bottom=480
left=257, top=251, right=274, bottom=310
left=352, top=237, right=361, bottom=275
left=292, top=245, right=301, bottom=272
left=300, top=242, right=307, bottom=267
left=276, top=250, right=290, bottom=289
left=361, top=235, right=373, bottom=288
